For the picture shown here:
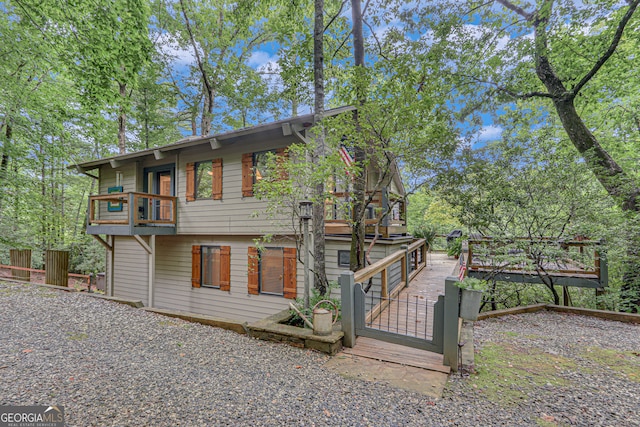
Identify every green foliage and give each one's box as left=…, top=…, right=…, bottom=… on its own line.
left=457, top=277, right=487, bottom=291
left=68, top=237, right=106, bottom=274
left=447, top=236, right=463, bottom=258
left=289, top=281, right=341, bottom=327
left=412, top=223, right=437, bottom=250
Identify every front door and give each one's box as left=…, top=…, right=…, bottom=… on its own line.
left=143, top=165, right=175, bottom=222
left=157, top=171, right=172, bottom=221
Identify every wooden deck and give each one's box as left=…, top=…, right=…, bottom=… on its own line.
left=344, top=253, right=458, bottom=372
left=465, top=238, right=607, bottom=288
left=341, top=336, right=450, bottom=373
left=366, top=252, right=457, bottom=339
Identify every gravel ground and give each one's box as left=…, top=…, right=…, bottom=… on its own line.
left=1, top=281, right=639, bottom=426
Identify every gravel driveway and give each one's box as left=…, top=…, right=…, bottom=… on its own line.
left=1, top=281, right=639, bottom=426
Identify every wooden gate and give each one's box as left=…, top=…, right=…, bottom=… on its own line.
left=45, top=250, right=69, bottom=287
left=10, top=249, right=31, bottom=281
left=340, top=249, right=462, bottom=370
left=353, top=281, right=444, bottom=353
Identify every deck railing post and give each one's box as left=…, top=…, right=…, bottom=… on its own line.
left=401, top=244, right=410, bottom=287
left=88, top=197, right=94, bottom=225
left=340, top=271, right=356, bottom=348
left=128, top=193, right=136, bottom=234
left=443, top=277, right=461, bottom=371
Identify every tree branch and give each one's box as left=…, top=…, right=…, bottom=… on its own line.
left=363, top=19, right=389, bottom=61
left=178, top=0, right=211, bottom=96
left=495, top=0, right=533, bottom=20
left=324, top=0, right=348, bottom=33
left=456, top=73, right=554, bottom=99
left=571, top=0, right=640, bottom=95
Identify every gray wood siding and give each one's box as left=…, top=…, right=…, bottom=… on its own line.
left=97, top=163, right=137, bottom=222
left=175, top=140, right=294, bottom=236
left=153, top=235, right=303, bottom=323
left=325, top=240, right=409, bottom=304
left=324, top=240, right=388, bottom=283
left=113, top=236, right=148, bottom=305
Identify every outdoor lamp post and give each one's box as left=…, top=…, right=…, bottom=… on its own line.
left=299, top=200, right=313, bottom=310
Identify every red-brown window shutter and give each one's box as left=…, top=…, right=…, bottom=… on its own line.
left=186, top=162, right=196, bottom=202
left=283, top=247, right=297, bottom=299
left=220, top=246, right=231, bottom=291
left=212, top=158, right=223, bottom=200
left=191, top=245, right=201, bottom=288
left=247, top=246, right=259, bottom=295
left=241, top=153, right=254, bottom=197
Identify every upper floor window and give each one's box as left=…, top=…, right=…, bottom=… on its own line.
left=253, top=150, right=274, bottom=184
left=186, top=159, right=222, bottom=201
left=196, top=161, right=213, bottom=199
left=241, top=148, right=287, bottom=197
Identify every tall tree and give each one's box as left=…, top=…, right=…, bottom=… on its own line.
left=157, top=0, right=274, bottom=135
left=349, top=0, right=368, bottom=271
left=405, top=0, right=640, bottom=309
left=312, top=0, right=329, bottom=293
left=13, top=0, right=152, bottom=154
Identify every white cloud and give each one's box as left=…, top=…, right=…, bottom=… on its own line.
left=249, top=51, right=279, bottom=69
left=156, top=32, right=195, bottom=66
left=477, top=125, right=503, bottom=141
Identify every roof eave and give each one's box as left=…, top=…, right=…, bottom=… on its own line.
left=72, top=106, right=356, bottom=171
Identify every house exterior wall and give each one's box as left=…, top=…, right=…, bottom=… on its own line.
left=106, top=231, right=411, bottom=322
left=175, top=137, right=292, bottom=236
left=107, top=234, right=301, bottom=323
left=324, top=238, right=410, bottom=303
left=89, top=117, right=410, bottom=322
left=97, top=163, right=137, bottom=222
left=112, top=236, right=149, bottom=305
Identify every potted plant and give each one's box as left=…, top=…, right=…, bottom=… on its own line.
left=457, top=277, right=486, bottom=321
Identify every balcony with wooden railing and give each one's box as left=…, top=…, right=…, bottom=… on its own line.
left=324, top=191, right=407, bottom=237
left=463, top=237, right=607, bottom=289
left=86, top=192, right=177, bottom=236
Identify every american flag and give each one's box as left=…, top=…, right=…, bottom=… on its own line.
left=458, top=264, right=467, bottom=281
left=339, top=145, right=353, bottom=168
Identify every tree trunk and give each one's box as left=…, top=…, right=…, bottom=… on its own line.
left=118, top=82, right=127, bottom=155
left=532, top=13, right=640, bottom=311
left=540, top=86, right=640, bottom=212
left=0, top=120, right=12, bottom=210
left=312, top=0, right=328, bottom=294
left=201, top=86, right=214, bottom=135
left=144, top=88, right=150, bottom=149
left=350, top=0, right=367, bottom=272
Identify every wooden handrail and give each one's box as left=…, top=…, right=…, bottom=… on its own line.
left=468, top=237, right=601, bottom=245
left=354, top=238, right=427, bottom=284
left=467, top=237, right=603, bottom=278
left=89, top=193, right=130, bottom=202
left=88, top=192, right=177, bottom=227
left=408, top=238, right=426, bottom=252
left=129, top=192, right=177, bottom=202
left=354, top=250, right=406, bottom=283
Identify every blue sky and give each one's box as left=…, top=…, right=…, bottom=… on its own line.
left=155, top=2, right=510, bottom=146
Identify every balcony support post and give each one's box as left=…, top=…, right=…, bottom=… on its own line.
left=381, top=188, right=389, bottom=227
left=108, top=235, right=115, bottom=297
left=128, top=193, right=136, bottom=235
left=149, top=235, right=155, bottom=308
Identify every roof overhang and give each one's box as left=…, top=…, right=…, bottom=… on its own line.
left=72, top=106, right=356, bottom=172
